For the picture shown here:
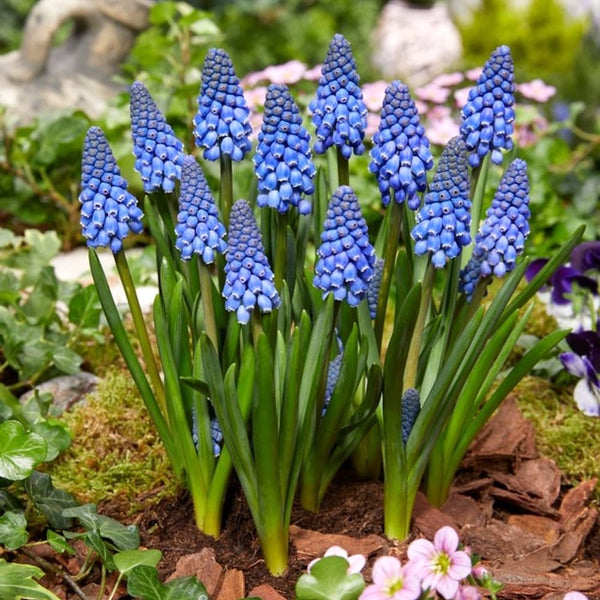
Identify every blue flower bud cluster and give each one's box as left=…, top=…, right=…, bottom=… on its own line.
left=309, top=34, right=367, bottom=159
left=193, top=48, right=252, bottom=162
left=313, top=186, right=376, bottom=306
left=175, top=156, right=227, bottom=263
left=367, top=257, right=384, bottom=319
left=412, top=137, right=471, bottom=269
left=210, top=418, right=224, bottom=457
left=79, top=126, right=144, bottom=254
left=401, top=388, right=420, bottom=444
left=254, top=84, right=316, bottom=215
left=369, top=81, right=433, bottom=209
left=130, top=81, right=185, bottom=194
left=459, top=158, right=530, bottom=299
left=323, top=350, right=343, bottom=415
left=460, top=45, right=515, bottom=168
left=223, top=200, right=280, bottom=324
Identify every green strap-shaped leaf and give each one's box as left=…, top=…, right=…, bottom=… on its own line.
left=0, top=420, right=46, bottom=481
left=0, top=559, right=61, bottom=600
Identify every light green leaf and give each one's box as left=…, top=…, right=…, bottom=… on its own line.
left=165, top=576, right=208, bottom=600
left=0, top=420, right=47, bottom=481
left=0, top=559, right=61, bottom=600
left=114, top=549, right=163, bottom=575
left=0, top=510, right=28, bottom=549
left=46, top=530, right=75, bottom=555
left=127, top=565, right=166, bottom=600
left=295, top=556, right=365, bottom=600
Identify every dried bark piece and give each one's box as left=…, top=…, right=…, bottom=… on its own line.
left=466, top=396, right=537, bottom=461
left=412, top=492, right=459, bottom=539
left=442, top=493, right=491, bottom=528
left=515, top=457, right=562, bottom=506
left=215, top=569, right=245, bottom=600
left=507, top=514, right=561, bottom=545
left=249, top=583, right=287, bottom=600
left=559, top=478, right=598, bottom=525
left=488, top=485, right=560, bottom=518
left=289, top=525, right=384, bottom=562
left=168, top=548, right=223, bottom=597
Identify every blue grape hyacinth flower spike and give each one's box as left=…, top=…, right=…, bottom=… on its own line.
left=459, top=158, right=530, bottom=299
left=369, top=81, right=434, bottom=209
left=223, top=200, right=280, bottom=324
left=79, top=126, right=144, bottom=254
left=254, top=84, right=316, bottom=215
left=309, top=34, right=368, bottom=159
left=193, top=48, right=252, bottom=162
left=313, top=186, right=376, bottom=306
left=411, top=136, right=471, bottom=268
left=460, top=45, right=515, bottom=168
left=175, top=156, right=227, bottom=263
left=130, top=81, right=185, bottom=194
left=367, top=257, right=384, bottom=319
left=401, top=388, right=420, bottom=444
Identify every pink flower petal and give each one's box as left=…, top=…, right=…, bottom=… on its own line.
left=433, top=526, right=459, bottom=554
left=407, top=538, right=435, bottom=561
left=436, top=575, right=460, bottom=600
left=372, top=556, right=404, bottom=584
left=448, top=551, right=472, bottom=580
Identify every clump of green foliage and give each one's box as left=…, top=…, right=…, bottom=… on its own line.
left=48, top=369, right=177, bottom=513
left=459, top=0, right=587, bottom=86
left=516, top=376, right=600, bottom=496
left=0, top=0, right=36, bottom=53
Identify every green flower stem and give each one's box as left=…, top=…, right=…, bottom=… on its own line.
left=113, top=251, right=167, bottom=417
left=374, top=199, right=402, bottom=351
left=403, top=261, right=435, bottom=390
left=468, top=153, right=490, bottom=249
left=274, top=212, right=289, bottom=291
left=259, top=522, right=289, bottom=576
left=336, top=147, right=350, bottom=187
left=219, top=153, right=233, bottom=227
left=198, top=261, right=219, bottom=353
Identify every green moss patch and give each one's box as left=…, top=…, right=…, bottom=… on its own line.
left=47, top=368, right=179, bottom=514
left=515, top=376, right=600, bottom=496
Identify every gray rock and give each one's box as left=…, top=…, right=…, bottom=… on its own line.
left=0, top=0, right=154, bottom=125
left=371, top=1, right=462, bottom=87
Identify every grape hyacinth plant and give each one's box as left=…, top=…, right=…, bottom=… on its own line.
left=82, top=37, right=584, bottom=575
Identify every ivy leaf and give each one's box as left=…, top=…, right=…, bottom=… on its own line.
left=295, top=556, right=365, bottom=600
left=164, top=576, right=208, bottom=600
left=0, top=559, right=61, bottom=600
left=46, top=530, right=75, bottom=555
left=114, top=549, right=162, bottom=575
left=68, top=285, right=102, bottom=330
left=0, top=421, right=47, bottom=481
left=127, top=565, right=166, bottom=600
left=0, top=510, right=28, bottom=549
left=25, top=472, right=78, bottom=530
left=31, top=421, right=72, bottom=462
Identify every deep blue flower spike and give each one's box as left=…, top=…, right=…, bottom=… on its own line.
left=222, top=200, right=280, bottom=324
left=412, top=136, right=471, bottom=268
left=313, top=186, right=376, bottom=306
left=460, top=45, right=515, bottom=168
left=367, top=257, right=384, bottom=319
left=79, top=126, right=144, bottom=254
left=193, top=48, right=252, bottom=162
left=175, top=156, right=227, bottom=263
left=401, top=388, right=420, bottom=444
left=254, top=84, right=316, bottom=215
left=369, top=81, right=434, bottom=209
left=309, top=34, right=368, bottom=159
left=460, top=158, right=530, bottom=299
left=130, top=81, right=185, bottom=194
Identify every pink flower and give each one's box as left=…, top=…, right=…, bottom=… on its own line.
left=465, top=67, right=483, bottom=81
left=430, top=72, right=465, bottom=88
left=564, top=593, right=589, bottom=600
left=415, top=83, right=451, bottom=104
left=454, top=585, right=481, bottom=600
left=362, top=81, right=389, bottom=112
left=453, top=87, right=471, bottom=109
left=242, top=68, right=270, bottom=87
left=407, top=526, right=472, bottom=600
left=243, top=86, right=268, bottom=110
left=425, top=114, right=460, bottom=146
left=366, top=112, right=380, bottom=138
left=263, top=60, right=307, bottom=85
left=304, top=64, right=324, bottom=81
left=471, top=564, right=489, bottom=580
left=359, top=556, right=422, bottom=600
left=307, top=545, right=366, bottom=575
left=517, top=79, right=557, bottom=103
